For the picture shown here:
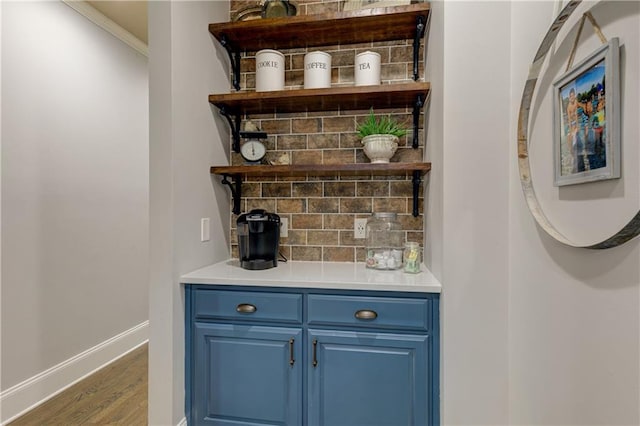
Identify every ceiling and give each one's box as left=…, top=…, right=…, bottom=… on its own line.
left=87, top=1, right=148, bottom=44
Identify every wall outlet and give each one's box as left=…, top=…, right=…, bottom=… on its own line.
left=200, top=218, right=210, bottom=242
left=280, top=217, right=289, bottom=238
left=354, top=218, right=367, bottom=239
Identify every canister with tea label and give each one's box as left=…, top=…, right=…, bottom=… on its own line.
left=255, top=49, right=285, bottom=92
left=304, top=51, right=332, bottom=89
left=355, top=51, right=381, bottom=86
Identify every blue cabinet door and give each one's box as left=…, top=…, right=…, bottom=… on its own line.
left=307, top=329, right=431, bottom=426
left=193, top=322, right=303, bottom=426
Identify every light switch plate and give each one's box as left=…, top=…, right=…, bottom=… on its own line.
left=280, top=217, right=289, bottom=238
left=201, top=218, right=210, bottom=242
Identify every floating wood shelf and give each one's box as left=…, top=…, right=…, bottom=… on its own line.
left=211, top=162, right=431, bottom=217
left=210, top=162, right=430, bottom=177
left=209, top=3, right=429, bottom=90
left=210, top=82, right=430, bottom=151
left=209, top=82, right=430, bottom=115
left=209, top=3, right=430, bottom=51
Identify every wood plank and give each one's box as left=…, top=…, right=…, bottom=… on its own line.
left=8, top=344, right=148, bottom=426
left=209, top=82, right=430, bottom=115
left=210, top=162, right=431, bottom=177
left=209, top=3, right=430, bottom=51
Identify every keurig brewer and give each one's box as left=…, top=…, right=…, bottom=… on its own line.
left=237, top=209, right=280, bottom=270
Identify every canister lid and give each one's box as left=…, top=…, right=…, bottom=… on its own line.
left=256, top=49, right=285, bottom=57
left=372, top=212, right=398, bottom=219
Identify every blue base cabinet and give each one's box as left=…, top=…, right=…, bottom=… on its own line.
left=308, top=329, right=429, bottom=426
left=186, top=286, right=439, bottom=426
left=193, top=323, right=303, bottom=425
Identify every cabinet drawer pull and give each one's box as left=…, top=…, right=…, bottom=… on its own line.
left=289, top=338, right=295, bottom=366
left=312, top=339, right=318, bottom=367
left=236, top=303, right=257, bottom=313
left=354, top=309, right=378, bottom=320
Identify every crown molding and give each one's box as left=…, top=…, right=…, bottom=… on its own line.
left=62, top=0, right=148, bottom=57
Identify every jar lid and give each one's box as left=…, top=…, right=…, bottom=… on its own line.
left=405, top=241, right=420, bottom=248
left=373, top=212, right=397, bottom=219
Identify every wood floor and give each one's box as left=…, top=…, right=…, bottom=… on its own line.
left=9, top=344, right=148, bottom=426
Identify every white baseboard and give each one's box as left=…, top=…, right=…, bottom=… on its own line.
left=0, top=321, right=149, bottom=425
left=176, top=417, right=187, bottom=426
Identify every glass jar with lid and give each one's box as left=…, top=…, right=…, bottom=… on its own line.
left=365, top=212, right=404, bottom=270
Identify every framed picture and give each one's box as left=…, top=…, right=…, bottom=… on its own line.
left=553, top=37, right=620, bottom=186
left=343, top=0, right=412, bottom=12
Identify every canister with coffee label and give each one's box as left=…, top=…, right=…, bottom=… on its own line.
left=304, top=51, right=332, bottom=89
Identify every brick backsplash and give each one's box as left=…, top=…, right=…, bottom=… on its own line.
left=226, top=0, right=425, bottom=262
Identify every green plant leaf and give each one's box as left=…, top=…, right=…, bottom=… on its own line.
left=356, top=108, right=407, bottom=139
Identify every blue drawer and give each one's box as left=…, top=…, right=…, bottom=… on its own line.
left=307, top=294, right=431, bottom=331
left=193, top=289, right=302, bottom=324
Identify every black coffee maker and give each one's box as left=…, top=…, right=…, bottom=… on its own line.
left=237, top=209, right=280, bottom=270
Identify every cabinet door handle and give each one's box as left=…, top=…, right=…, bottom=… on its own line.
left=236, top=303, right=257, bottom=313
left=354, top=309, right=378, bottom=320
left=289, top=338, right=295, bottom=366
left=312, top=339, right=318, bottom=367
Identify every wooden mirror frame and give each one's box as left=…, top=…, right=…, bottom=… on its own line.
left=517, top=0, right=640, bottom=249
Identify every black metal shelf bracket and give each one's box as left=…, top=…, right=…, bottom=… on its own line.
left=412, top=94, right=424, bottom=149
left=219, top=106, right=242, bottom=153
left=221, top=174, right=242, bottom=215
left=412, top=15, right=427, bottom=81
left=220, top=34, right=241, bottom=91
left=412, top=170, right=422, bottom=217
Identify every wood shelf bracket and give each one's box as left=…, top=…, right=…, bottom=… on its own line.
left=413, top=14, right=427, bottom=81
left=412, top=94, right=424, bottom=149
left=221, top=174, right=242, bottom=215
left=218, top=106, right=242, bottom=153
left=412, top=170, right=421, bottom=217
left=220, top=34, right=241, bottom=91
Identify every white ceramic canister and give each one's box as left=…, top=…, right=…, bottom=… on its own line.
left=354, top=51, right=381, bottom=86
left=304, top=51, right=332, bottom=89
left=255, top=49, right=285, bottom=92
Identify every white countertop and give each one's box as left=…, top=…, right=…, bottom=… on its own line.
left=181, top=260, right=442, bottom=293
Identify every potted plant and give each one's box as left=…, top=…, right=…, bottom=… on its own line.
left=357, top=109, right=407, bottom=164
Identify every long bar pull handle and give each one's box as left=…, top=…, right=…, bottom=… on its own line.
left=312, top=339, right=318, bottom=367
left=236, top=303, right=257, bottom=313
left=289, top=338, right=295, bottom=366
left=354, top=309, right=378, bottom=320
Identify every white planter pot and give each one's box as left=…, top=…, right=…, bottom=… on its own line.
left=362, top=134, right=398, bottom=164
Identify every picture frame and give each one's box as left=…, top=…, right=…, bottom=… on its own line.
left=342, top=0, right=412, bottom=12
left=553, top=37, right=620, bottom=186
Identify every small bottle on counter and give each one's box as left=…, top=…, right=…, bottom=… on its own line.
left=403, top=242, right=422, bottom=274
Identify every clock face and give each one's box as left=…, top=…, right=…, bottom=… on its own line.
left=240, top=139, right=267, bottom=163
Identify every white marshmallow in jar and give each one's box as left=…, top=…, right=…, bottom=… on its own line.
left=255, top=49, right=285, bottom=92
left=304, top=51, right=332, bottom=89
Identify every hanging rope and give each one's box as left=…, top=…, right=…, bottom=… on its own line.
left=566, top=11, right=608, bottom=71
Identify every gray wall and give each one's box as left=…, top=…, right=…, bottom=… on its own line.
left=508, top=1, right=640, bottom=424
left=1, top=0, right=148, bottom=391
left=148, top=1, right=230, bottom=424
